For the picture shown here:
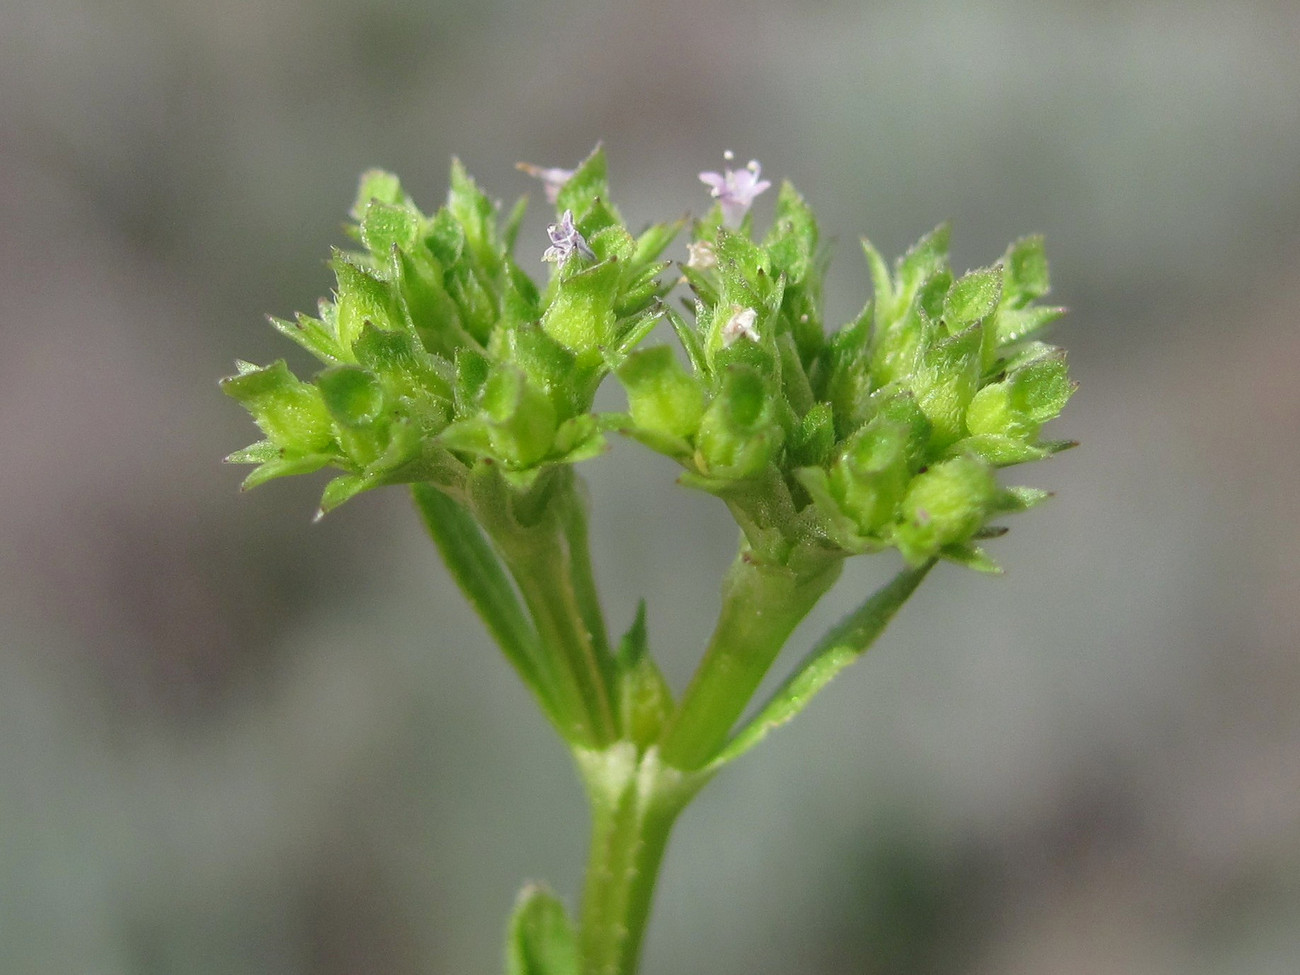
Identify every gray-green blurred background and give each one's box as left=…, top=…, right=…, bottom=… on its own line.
left=3, top=1, right=1298, bottom=972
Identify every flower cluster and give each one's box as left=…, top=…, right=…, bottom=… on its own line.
left=224, top=148, right=1072, bottom=573
left=618, top=161, right=1074, bottom=574
left=222, top=149, right=676, bottom=516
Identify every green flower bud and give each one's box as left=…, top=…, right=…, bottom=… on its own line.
left=894, top=456, right=998, bottom=564
left=830, top=420, right=914, bottom=535
left=318, top=365, right=385, bottom=429
left=694, top=367, right=783, bottom=480
left=618, top=346, right=706, bottom=442
left=481, top=367, right=558, bottom=469
left=913, top=322, right=982, bottom=450
left=966, top=351, right=1073, bottom=442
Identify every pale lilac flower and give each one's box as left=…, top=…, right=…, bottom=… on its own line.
left=542, top=210, right=595, bottom=264
left=699, top=155, right=772, bottom=229
left=686, top=240, right=717, bottom=270
left=516, top=161, right=575, bottom=204
left=721, top=305, right=760, bottom=347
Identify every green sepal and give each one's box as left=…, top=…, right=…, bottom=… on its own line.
left=913, top=321, right=983, bottom=450
left=632, top=218, right=684, bottom=269
left=602, top=412, right=694, bottom=463
left=873, top=223, right=950, bottom=323
left=453, top=347, right=491, bottom=414
left=269, top=313, right=347, bottom=365
left=965, top=349, right=1074, bottom=441
left=226, top=442, right=334, bottom=492
left=664, top=304, right=708, bottom=378
left=505, top=884, right=580, bottom=975
left=605, top=303, right=665, bottom=368
left=550, top=414, right=608, bottom=465
left=350, top=169, right=407, bottom=222
left=220, top=359, right=335, bottom=453
left=352, top=322, right=454, bottom=408
left=503, top=261, right=543, bottom=328
left=993, top=304, right=1067, bottom=346
left=360, top=199, right=421, bottom=258
left=541, top=256, right=620, bottom=362
left=1001, top=234, right=1051, bottom=306
left=331, top=251, right=401, bottom=350
left=587, top=222, right=635, bottom=265
left=503, top=195, right=529, bottom=254
left=448, top=158, right=502, bottom=272
left=943, top=265, right=1003, bottom=331
left=793, top=466, right=889, bottom=554
left=426, top=206, right=466, bottom=268
left=446, top=264, right=499, bottom=347
left=615, top=258, right=672, bottom=320
left=995, top=485, right=1052, bottom=511
left=393, top=247, right=479, bottom=359
left=829, top=417, right=915, bottom=535
left=317, top=472, right=372, bottom=516
left=789, top=402, right=836, bottom=468
left=868, top=295, right=925, bottom=392
left=495, top=324, right=588, bottom=418
left=713, top=229, right=777, bottom=311
left=939, top=541, right=1002, bottom=574
left=948, top=434, right=1054, bottom=467
left=555, top=145, right=609, bottom=220
left=762, top=180, right=819, bottom=286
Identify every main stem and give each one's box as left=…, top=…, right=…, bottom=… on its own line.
left=576, top=745, right=705, bottom=975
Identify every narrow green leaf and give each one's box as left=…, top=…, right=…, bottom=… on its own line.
left=710, top=561, right=934, bottom=770
left=411, top=483, right=556, bottom=724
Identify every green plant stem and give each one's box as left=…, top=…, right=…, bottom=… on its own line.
left=476, top=478, right=616, bottom=748
left=556, top=480, right=618, bottom=696
left=412, top=483, right=561, bottom=728
left=575, top=744, right=708, bottom=975
left=486, top=519, right=614, bottom=748
left=657, top=551, right=842, bottom=771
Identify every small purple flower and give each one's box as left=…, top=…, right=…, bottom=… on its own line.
left=721, top=305, right=760, bottom=347
left=517, top=161, right=575, bottom=205
left=699, top=154, right=772, bottom=229
left=542, top=210, right=595, bottom=265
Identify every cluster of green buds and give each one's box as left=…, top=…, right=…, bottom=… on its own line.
left=224, top=146, right=1071, bottom=564
left=223, top=146, right=1074, bottom=975
left=619, top=157, right=1073, bottom=578
left=222, top=150, right=677, bottom=516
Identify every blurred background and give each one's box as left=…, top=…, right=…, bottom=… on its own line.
left=2, top=0, right=1298, bottom=972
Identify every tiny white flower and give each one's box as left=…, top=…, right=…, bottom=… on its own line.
left=699, top=156, right=772, bottom=229
left=721, top=305, right=760, bottom=347
left=516, top=161, right=575, bottom=204
left=542, top=210, right=595, bottom=264
left=686, top=240, right=717, bottom=270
